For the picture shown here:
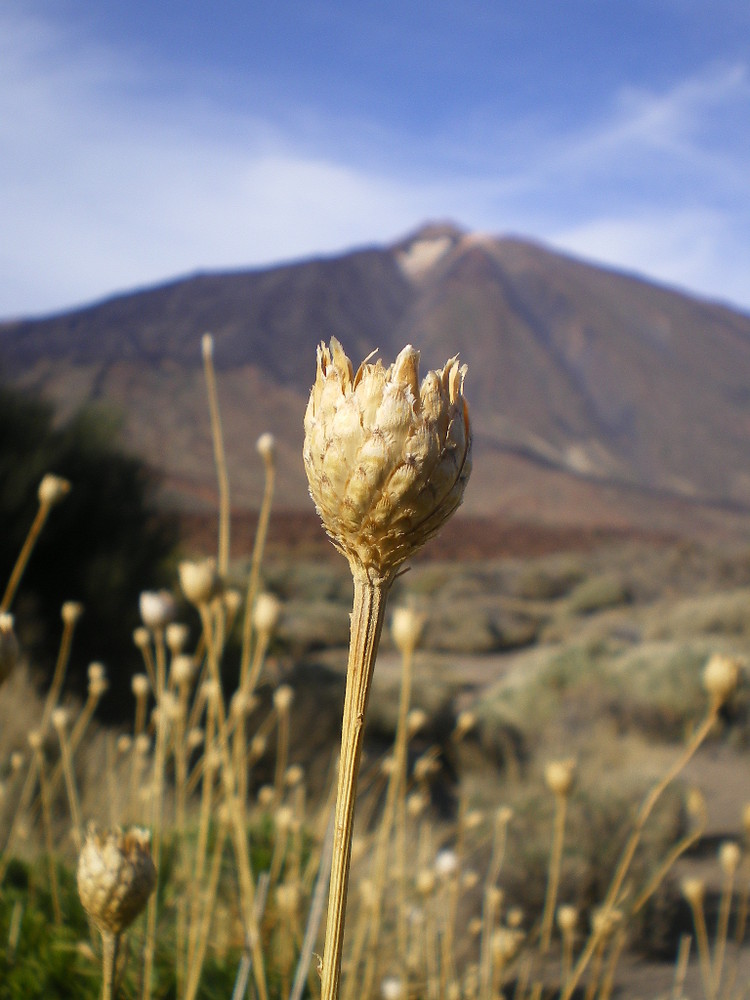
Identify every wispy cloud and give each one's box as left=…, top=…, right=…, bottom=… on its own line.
left=1, top=3, right=749, bottom=317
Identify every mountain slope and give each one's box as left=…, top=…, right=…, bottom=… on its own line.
left=3, top=223, right=750, bottom=534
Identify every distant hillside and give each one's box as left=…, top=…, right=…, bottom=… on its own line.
left=3, top=222, right=750, bottom=540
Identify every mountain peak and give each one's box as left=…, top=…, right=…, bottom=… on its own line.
left=392, top=220, right=465, bottom=281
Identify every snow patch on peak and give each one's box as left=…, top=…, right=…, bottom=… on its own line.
left=396, top=235, right=454, bottom=281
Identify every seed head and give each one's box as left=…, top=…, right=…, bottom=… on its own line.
left=681, top=877, right=705, bottom=907
left=131, top=674, right=150, bottom=699
left=170, top=654, right=195, bottom=687
left=179, top=558, right=221, bottom=606
left=253, top=592, right=282, bottom=635
left=719, top=840, right=742, bottom=876
left=165, top=622, right=190, bottom=654
left=273, top=684, right=294, bottom=712
left=304, top=339, right=471, bottom=577
left=544, top=758, right=576, bottom=797
left=77, top=825, right=156, bottom=935
left=391, top=606, right=427, bottom=655
left=139, top=590, right=176, bottom=631
left=557, top=905, right=578, bottom=934
left=256, top=432, right=276, bottom=464
left=38, top=473, right=71, bottom=507
left=703, top=653, right=740, bottom=704
left=61, top=601, right=84, bottom=626
left=0, top=613, right=19, bottom=687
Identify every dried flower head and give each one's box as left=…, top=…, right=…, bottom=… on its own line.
left=131, top=674, right=150, bottom=699
left=170, top=654, right=195, bottom=688
left=253, top=592, right=282, bottom=635
left=0, top=613, right=19, bottom=687
left=38, top=473, right=71, bottom=507
left=544, top=758, right=576, bottom=797
left=304, top=339, right=471, bottom=577
left=256, top=432, right=276, bottom=464
left=165, top=622, right=190, bottom=654
left=178, top=558, right=221, bottom=606
left=61, top=601, right=84, bottom=626
left=77, top=825, right=156, bottom=934
left=139, top=590, right=177, bottom=631
left=273, top=684, right=294, bottom=712
left=391, top=606, right=427, bottom=655
left=557, top=905, right=578, bottom=934
left=703, top=652, right=740, bottom=704
left=719, top=840, right=742, bottom=876
left=681, top=877, right=705, bottom=907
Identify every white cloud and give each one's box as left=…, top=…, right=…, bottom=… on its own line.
left=1, top=4, right=750, bottom=317
left=548, top=211, right=750, bottom=308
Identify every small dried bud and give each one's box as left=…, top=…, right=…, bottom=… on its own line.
left=52, top=707, right=69, bottom=732
left=223, top=588, right=243, bottom=617
left=434, top=849, right=458, bottom=879
left=407, top=708, right=428, bottom=736
left=201, top=332, right=214, bottom=360
left=38, top=473, right=71, bottom=507
left=170, top=655, right=195, bottom=688
left=380, top=977, right=405, bottom=1000
left=10, top=751, right=24, bottom=772
left=303, top=339, right=471, bottom=576
left=464, top=809, right=483, bottom=832
left=165, top=622, right=189, bottom=654
left=686, top=787, right=706, bottom=821
left=273, top=684, right=294, bottom=712
left=416, top=869, right=435, bottom=895
left=391, top=607, right=427, bottom=655
left=256, top=432, right=276, bottom=464
left=285, top=764, right=304, bottom=787
left=407, top=791, right=428, bottom=818
left=28, top=729, right=45, bottom=752
left=250, top=734, right=267, bottom=759
left=0, top=613, right=19, bottom=687
left=545, top=759, right=576, bottom=797
left=77, top=825, right=156, bottom=934
left=454, top=710, right=476, bottom=739
left=131, top=674, right=150, bottom=699
left=253, top=592, right=282, bottom=635
left=491, top=927, right=523, bottom=962
left=139, top=590, right=176, bottom=631
left=257, top=785, right=275, bottom=808
left=462, top=869, right=480, bottom=890
left=681, top=877, right=705, bottom=907
left=591, top=907, right=622, bottom=939
left=88, top=662, right=108, bottom=698
left=61, top=601, right=83, bottom=626
left=557, top=905, right=578, bottom=934
left=507, top=906, right=524, bottom=929
left=275, top=806, right=294, bottom=832
left=719, top=841, right=742, bottom=876
left=186, top=727, right=204, bottom=751
left=134, top=734, right=151, bottom=755
left=179, top=559, right=220, bottom=606
left=117, top=735, right=132, bottom=754
left=703, top=653, right=740, bottom=704
left=132, top=626, right=150, bottom=650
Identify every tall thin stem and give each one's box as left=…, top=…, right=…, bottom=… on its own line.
left=320, top=565, right=392, bottom=1000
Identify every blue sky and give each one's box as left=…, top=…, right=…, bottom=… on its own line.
left=2, top=0, right=750, bottom=318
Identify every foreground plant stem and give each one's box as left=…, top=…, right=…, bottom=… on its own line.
left=320, top=565, right=393, bottom=1000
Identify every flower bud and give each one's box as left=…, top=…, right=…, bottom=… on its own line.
left=545, top=758, right=576, bottom=797
left=303, top=339, right=471, bottom=576
left=0, top=613, right=19, bottom=687
left=253, top=592, right=282, bottom=635
left=391, top=606, right=427, bottom=655
left=256, top=432, right=276, bottom=464
left=165, top=622, right=190, bottom=654
left=61, top=601, right=83, bottom=626
left=703, top=653, right=740, bottom=704
left=139, top=590, right=176, bottom=631
left=719, top=841, right=742, bottom=876
left=38, top=473, right=71, bottom=507
left=77, top=825, right=156, bottom=934
left=179, top=559, right=221, bottom=606
left=131, top=674, right=150, bottom=699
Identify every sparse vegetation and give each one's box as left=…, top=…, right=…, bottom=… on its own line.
left=1, top=344, right=750, bottom=1000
